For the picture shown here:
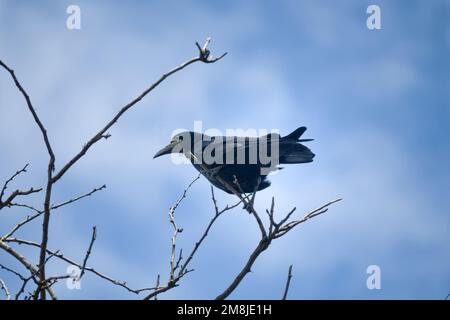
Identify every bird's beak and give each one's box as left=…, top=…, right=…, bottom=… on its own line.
left=153, top=141, right=177, bottom=159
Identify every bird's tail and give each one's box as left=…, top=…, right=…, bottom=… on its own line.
left=280, top=127, right=315, bottom=164
left=283, top=127, right=314, bottom=142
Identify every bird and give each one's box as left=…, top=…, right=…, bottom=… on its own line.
left=153, top=127, right=315, bottom=194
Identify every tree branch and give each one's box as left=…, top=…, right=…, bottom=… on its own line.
left=51, top=185, right=106, bottom=210
left=0, top=62, right=55, bottom=160
left=0, top=278, right=11, bottom=300
left=0, top=59, right=57, bottom=299
left=282, top=265, right=293, bottom=300
left=0, top=163, right=29, bottom=201
left=0, top=263, right=33, bottom=300
left=0, top=187, right=42, bottom=210
left=79, top=226, right=97, bottom=279
left=0, top=239, right=57, bottom=299
left=51, top=38, right=226, bottom=184
left=178, top=186, right=243, bottom=276
left=4, top=237, right=153, bottom=295
left=215, top=198, right=342, bottom=300
left=1, top=37, right=226, bottom=299
left=143, top=183, right=242, bottom=301
left=0, top=164, right=42, bottom=210
left=1, top=185, right=106, bottom=241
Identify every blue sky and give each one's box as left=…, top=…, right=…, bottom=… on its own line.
left=0, top=0, right=449, bottom=299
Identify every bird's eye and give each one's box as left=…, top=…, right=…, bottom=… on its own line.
left=179, top=136, right=183, bottom=141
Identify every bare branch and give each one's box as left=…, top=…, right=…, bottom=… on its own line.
left=79, top=226, right=97, bottom=279
left=0, top=278, right=11, bottom=300
left=275, top=198, right=342, bottom=238
left=170, top=174, right=201, bottom=214
left=0, top=239, right=57, bottom=299
left=0, top=62, right=55, bottom=161
left=0, top=165, right=43, bottom=211
left=2, top=185, right=106, bottom=240
left=4, top=237, right=152, bottom=295
left=0, top=60, right=56, bottom=298
left=177, top=186, right=231, bottom=277
left=6, top=203, right=40, bottom=213
left=215, top=236, right=271, bottom=300
left=282, top=265, right=293, bottom=300
left=52, top=38, right=225, bottom=184
left=144, top=175, right=200, bottom=300
left=277, top=206, right=297, bottom=229
left=0, top=163, right=29, bottom=201
left=216, top=198, right=342, bottom=300
left=15, top=276, right=32, bottom=300
left=266, top=197, right=276, bottom=235
left=195, top=37, right=228, bottom=63
left=168, top=174, right=200, bottom=283
left=153, top=274, right=160, bottom=300
left=51, top=185, right=106, bottom=210
left=2, top=37, right=226, bottom=299
left=0, top=263, right=27, bottom=281
left=211, top=187, right=220, bottom=215
left=174, top=249, right=183, bottom=272
left=144, top=183, right=240, bottom=301
left=0, top=263, right=32, bottom=300
left=168, top=210, right=181, bottom=283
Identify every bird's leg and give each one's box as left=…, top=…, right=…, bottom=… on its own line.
left=243, top=177, right=261, bottom=213
left=232, top=175, right=253, bottom=212
left=189, top=151, right=224, bottom=180
left=232, top=175, right=245, bottom=194
left=205, top=165, right=224, bottom=180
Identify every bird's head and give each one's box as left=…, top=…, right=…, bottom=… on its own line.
left=153, top=131, right=205, bottom=159
left=153, top=132, right=188, bottom=158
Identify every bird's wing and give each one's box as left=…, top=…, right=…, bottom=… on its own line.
left=220, top=135, right=280, bottom=154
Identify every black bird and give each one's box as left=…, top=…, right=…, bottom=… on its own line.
left=153, top=127, right=315, bottom=194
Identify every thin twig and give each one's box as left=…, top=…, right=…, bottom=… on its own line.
left=282, top=265, right=293, bottom=300
left=0, top=59, right=57, bottom=299
left=168, top=174, right=200, bottom=283
left=144, top=184, right=241, bottom=301
left=0, top=239, right=57, bottom=299
left=4, top=237, right=153, bottom=294
left=0, top=62, right=55, bottom=160
left=215, top=237, right=272, bottom=300
left=153, top=274, right=160, bottom=300
left=0, top=187, right=42, bottom=210
left=1, top=39, right=228, bottom=299
left=0, top=263, right=27, bottom=281
left=15, top=276, right=32, bottom=300
left=215, top=198, right=342, bottom=300
left=1, top=37, right=225, bottom=299
left=51, top=185, right=106, bottom=210
left=0, top=278, right=11, bottom=300
left=0, top=164, right=29, bottom=201
left=275, top=198, right=342, bottom=238
left=0, top=263, right=32, bottom=300
left=1, top=185, right=106, bottom=241
left=0, top=163, right=42, bottom=211
left=51, top=38, right=225, bottom=184
left=80, top=226, right=97, bottom=279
